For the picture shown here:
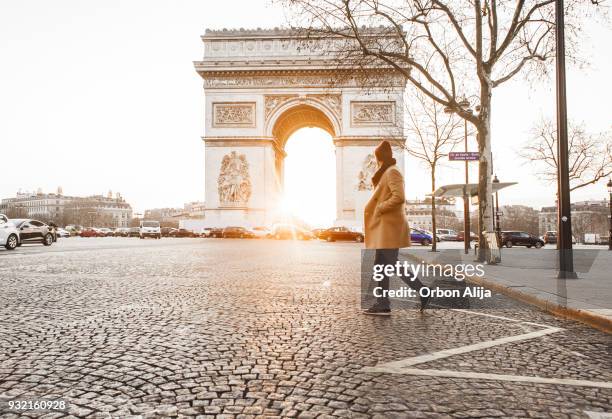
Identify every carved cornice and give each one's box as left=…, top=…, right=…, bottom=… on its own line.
left=203, top=137, right=276, bottom=147
left=333, top=136, right=406, bottom=147
left=198, top=70, right=406, bottom=89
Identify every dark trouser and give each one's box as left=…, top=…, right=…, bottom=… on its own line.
left=374, top=248, right=427, bottom=310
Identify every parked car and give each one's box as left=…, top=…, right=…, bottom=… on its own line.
left=113, top=227, right=130, bottom=237
left=80, top=228, right=100, bottom=238
left=270, top=224, right=314, bottom=240
left=205, top=227, right=224, bottom=238
left=56, top=228, right=71, bottom=238
left=410, top=228, right=432, bottom=246
left=171, top=228, right=196, bottom=238
left=222, top=226, right=255, bottom=238
left=311, top=228, right=325, bottom=239
left=318, top=226, right=364, bottom=242
left=543, top=231, right=557, bottom=244
left=140, top=220, right=161, bottom=239
left=436, top=228, right=459, bottom=242
left=249, top=226, right=271, bottom=239
left=457, top=231, right=479, bottom=242
left=98, top=227, right=113, bottom=237
left=128, top=227, right=141, bottom=237
left=501, top=231, right=544, bottom=248
left=0, top=214, right=20, bottom=250
left=9, top=219, right=56, bottom=246
left=65, top=224, right=83, bottom=236
left=161, top=227, right=176, bottom=237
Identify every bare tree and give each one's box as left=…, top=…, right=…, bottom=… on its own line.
left=4, top=205, right=27, bottom=219
left=405, top=87, right=463, bottom=250
left=499, top=205, right=540, bottom=235
left=520, top=118, right=612, bottom=191
left=282, top=0, right=604, bottom=256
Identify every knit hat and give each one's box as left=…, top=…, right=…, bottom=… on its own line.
left=374, top=140, right=393, bottom=163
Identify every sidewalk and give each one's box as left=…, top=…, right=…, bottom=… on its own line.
left=402, top=247, right=612, bottom=333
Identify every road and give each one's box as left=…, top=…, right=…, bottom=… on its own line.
left=1, top=238, right=610, bottom=418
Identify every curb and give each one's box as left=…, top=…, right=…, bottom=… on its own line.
left=404, top=253, right=612, bottom=334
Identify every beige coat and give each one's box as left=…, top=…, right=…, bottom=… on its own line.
left=364, top=165, right=411, bottom=249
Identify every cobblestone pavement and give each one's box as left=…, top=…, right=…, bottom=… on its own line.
left=1, top=238, right=610, bottom=418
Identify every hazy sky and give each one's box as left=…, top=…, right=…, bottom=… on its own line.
left=1, top=1, right=610, bottom=216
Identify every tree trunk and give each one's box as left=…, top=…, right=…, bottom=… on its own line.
left=477, top=76, right=495, bottom=262
left=431, top=166, right=437, bottom=252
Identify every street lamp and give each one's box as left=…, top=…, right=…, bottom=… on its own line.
left=445, top=99, right=474, bottom=255
left=607, top=178, right=612, bottom=251
left=555, top=0, right=576, bottom=278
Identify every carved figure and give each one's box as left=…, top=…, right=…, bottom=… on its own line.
left=218, top=151, right=252, bottom=205
left=357, top=154, right=378, bottom=191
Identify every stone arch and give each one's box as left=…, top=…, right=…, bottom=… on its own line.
left=195, top=28, right=406, bottom=228
left=265, top=97, right=341, bottom=145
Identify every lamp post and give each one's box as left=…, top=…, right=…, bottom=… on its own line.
left=445, top=99, right=473, bottom=254
left=607, top=178, right=612, bottom=251
left=555, top=0, right=576, bottom=278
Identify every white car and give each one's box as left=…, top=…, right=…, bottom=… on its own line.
left=0, top=214, right=20, bottom=250
left=56, top=228, right=71, bottom=238
left=140, top=220, right=161, bottom=239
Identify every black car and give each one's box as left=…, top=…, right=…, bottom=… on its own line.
left=501, top=231, right=544, bottom=248
left=171, top=228, right=196, bottom=238
left=318, top=226, right=364, bottom=242
left=10, top=219, right=56, bottom=246
left=222, top=226, right=254, bottom=239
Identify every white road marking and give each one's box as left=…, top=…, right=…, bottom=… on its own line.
left=584, top=412, right=612, bottom=418
left=365, top=326, right=563, bottom=370
left=362, top=310, right=611, bottom=388
left=363, top=367, right=612, bottom=389
left=450, top=308, right=553, bottom=328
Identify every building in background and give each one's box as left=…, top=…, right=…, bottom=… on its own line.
left=143, top=202, right=206, bottom=227
left=0, top=188, right=132, bottom=227
left=143, top=207, right=185, bottom=223
left=405, top=198, right=460, bottom=232
left=184, top=201, right=206, bottom=218
left=539, top=200, right=609, bottom=241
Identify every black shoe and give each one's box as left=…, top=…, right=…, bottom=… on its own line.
left=419, top=295, right=431, bottom=312
left=362, top=306, right=391, bottom=316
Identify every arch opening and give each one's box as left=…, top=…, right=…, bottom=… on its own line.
left=272, top=104, right=336, bottom=147
left=281, top=127, right=336, bottom=228
left=271, top=104, right=337, bottom=228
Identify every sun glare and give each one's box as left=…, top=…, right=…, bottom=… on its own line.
left=282, top=127, right=336, bottom=228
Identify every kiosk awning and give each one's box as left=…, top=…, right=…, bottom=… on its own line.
left=431, top=182, right=517, bottom=198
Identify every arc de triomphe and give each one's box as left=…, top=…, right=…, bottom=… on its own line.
left=194, top=28, right=406, bottom=228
